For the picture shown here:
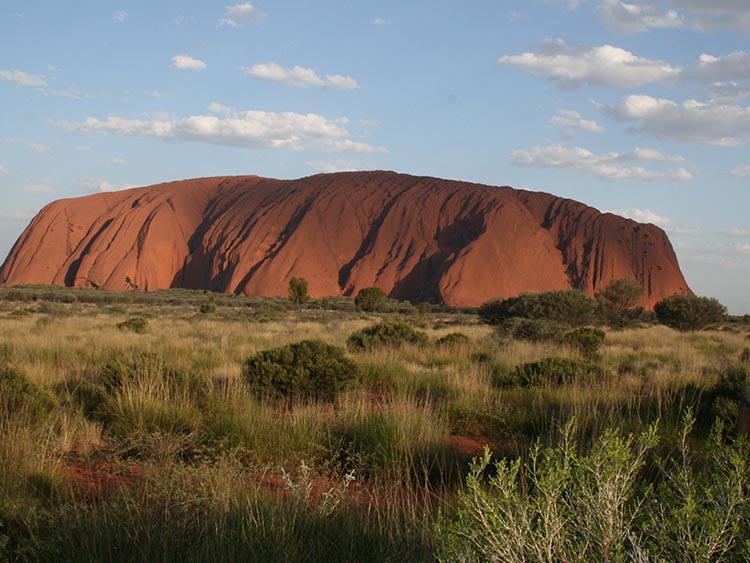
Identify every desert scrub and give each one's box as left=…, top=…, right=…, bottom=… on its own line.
left=493, top=357, right=605, bottom=388
left=116, top=317, right=148, bottom=333
left=435, top=332, right=471, bottom=348
left=242, top=340, right=358, bottom=402
left=0, top=366, right=54, bottom=420
left=564, top=327, right=606, bottom=359
left=347, top=321, right=429, bottom=352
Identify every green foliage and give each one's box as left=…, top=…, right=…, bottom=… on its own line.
left=478, top=290, right=595, bottom=327
left=435, top=332, right=471, bottom=348
left=242, top=340, right=358, bottom=401
left=564, top=327, right=606, bottom=359
left=199, top=295, right=217, bottom=314
left=493, top=357, right=605, bottom=388
left=596, top=278, right=644, bottom=328
left=288, top=277, right=310, bottom=305
left=0, top=367, right=54, bottom=420
left=498, top=317, right=570, bottom=342
left=354, top=287, right=388, bottom=312
left=116, top=317, right=148, bottom=333
left=418, top=302, right=432, bottom=315
left=436, top=421, right=659, bottom=563
left=346, top=321, right=429, bottom=352
left=654, top=294, right=727, bottom=331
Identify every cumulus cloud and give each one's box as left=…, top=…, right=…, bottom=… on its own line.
left=706, top=82, right=750, bottom=104
left=220, top=3, right=264, bottom=27
left=306, top=160, right=376, bottom=173
left=172, top=54, right=206, bottom=71
left=595, top=0, right=750, bottom=32
left=686, top=51, right=750, bottom=83
left=24, top=184, right=55, bottom=194
left=601, top=94, right=750, bottom=146
left=512, top=144, right=692, bottom=181
left=78, top=178, right=133, bottom=193
left=729, top=165, right=750, bottom=178
left=30, top=143, right=49, bottom=154
left=614, top=207, right=699, bottom=235
left=56, top=103, right=383, bottom=154
left=549, top=109, right=605, bottom=133
left=370, top=18, right=389, bottom=26
left=242, top=63, right=359, bottom=90
left=0, top=69, right=47, bottom=87
left=104, top=157, right=127, bottom=165
left=498, top=39, right=680, bottom=89
left=596, top=0, right=683, bottom=33
left=725, top=227, right=750, bottom=237
left=0, top=164, right=6, bottom=174
left=114, top=11, right=127, bottom=23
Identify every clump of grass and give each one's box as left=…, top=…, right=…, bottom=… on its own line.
left=116, top=317, right=148, bottom=334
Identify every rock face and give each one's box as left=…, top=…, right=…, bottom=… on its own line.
left=0, top=171, right=691, bottom=307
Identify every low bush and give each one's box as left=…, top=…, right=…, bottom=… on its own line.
left=116, top=317, right=148, bottom=334
left=347, top=321, right=429, bottom=352
left=435, top=332, right=470, bottom=348
left=564, top=327, right=606, bottom=358
left=498, top=317, right=570, bottom=342
left=654, top=294, right=727, bottom=331
left=493, top=357, right=605, bottom=388
left=242, top=340, right=358, bottom=401
left=0, top=367, right=54, bottom=420
left=478, top=290, right=595, bottom=326
left=354, top=287, right=388, bottom=312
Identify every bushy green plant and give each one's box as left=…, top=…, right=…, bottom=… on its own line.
left=595, top=278, right=644, bottom=328
left=242, top=340, right=357, bottom=401
left=346, top=321, right=429, bottom=352
left=288, top=277, right=310, bottom=305
left=199, top=296, right=217, bottom=314
left=498, top=317, right=570, bottom=342
left=478, top=290, right=595, bottom=326
left=493, top=357, right=605, bottom=388
left=354, top=287, right=388, bottom=312
left=435, top=332, right=470, bottom=347
left=654, top=294, right=727, bottom=331
left=0, top=366, right=54, bottom=419
left=564, top=327, right=606, bottom=358
left=116, top=317, right=148, bottom=333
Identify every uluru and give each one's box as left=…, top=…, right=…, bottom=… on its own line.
left=0, top=171, right=691, bottom=308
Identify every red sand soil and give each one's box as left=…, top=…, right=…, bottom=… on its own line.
left=0, top=171, right=691, bottom=308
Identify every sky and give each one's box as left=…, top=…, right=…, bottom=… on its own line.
left=0, top=1, right=749, bottom=312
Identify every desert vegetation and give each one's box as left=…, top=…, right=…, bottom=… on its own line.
left=0, top=286, right=749, bottom=562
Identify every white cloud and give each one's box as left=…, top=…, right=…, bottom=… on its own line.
left=0, top=69, right=47, bottom=87
left=613, top=207, right=699, bottom=235
left=172, top=54, right=206, bottom=71
left=104, top=157, right=127, bottom=165
left=78, top=178, right=133, bottom=193
left=729, top=165, right=750, bottom=178
left=0, top=164, right=6, bottom=174
left=306, top=160, right=377, bottom=173
left=595, top=0, right=750, bottom=32
left=596, top=0, right=684, bottom=33
left=56, top=103, right=384, bottom=154
left=706, top=82, right=750, bottom=103
left=512, top=144, right=693, bottom=181
left=220, top=3, right=264, bottom=27
left=687, top=51, right=750, bottom=83
left=371, top=18, right=389, bottom=26
left=30, top=143, right=49, bottom=154
left=601, top=94, right=750, bottom=146
left=74, top=145, right=92, bottom=152
left=24, top=184, right=55, bottom=194
left=549, top=109, right=605, bottom=133
left=114, top=11, right=127, bottom=23
left=0, top=209, right=35, bottom=221
left=242, top=63, right=359, bottom=90
left=725, top=227, right=750, bottom=237
left=498, top=39, right=680, bottom=89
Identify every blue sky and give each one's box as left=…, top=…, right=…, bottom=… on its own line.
left=1, top=1, right=749, bottom=312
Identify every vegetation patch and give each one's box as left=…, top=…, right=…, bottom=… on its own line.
left=493, top=357, right=606, bottom=388
left=347, top=321, right=429, bottom=352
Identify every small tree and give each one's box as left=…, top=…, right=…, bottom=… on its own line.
left=478, top=290, right=595, bottom=327
left=288, top=277, right=310, bottom=305
left=654, top=294, right=727, bottom=331
left=596, top=278, right=644, bottom=328
left=355, top=287, right=388, bottom=312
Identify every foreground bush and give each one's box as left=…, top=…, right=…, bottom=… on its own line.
left=564, top=327, right=605, bottom=358
left=654, top=294, right=727, bottom=331
left=493, top=357, right=604, bottom=388
left=435, top=332, right=471, bottom=348
left=436, top=414, right=750, bottom=563
left=478, top=290, right=595, bottom=326
left=595, top=278, right=644, bottom=328
left=497, top=317, right=570, bottom=342
left=0, top=366, right=54, bottom=420
left=242, top=340, right=358, bottom=401
left=347, top=322, right=429, bottom=352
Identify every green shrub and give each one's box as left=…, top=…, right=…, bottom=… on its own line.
left=493, top=357, right=605, bottom=388
left=354, top=287, right=388, bottom=312
left=288, top=277, right=310, bottom=305
left=595, top=278, right=644, bottom=328
left=242, top=340, right=358, bottom=401
left=116, top=317, right=148, bottom=333
left=498, top=317, right=570, bottom=342
left=0, top=367, right=54, bottom=419
left=435, top=332, right=470, bottom=347
left=654, top=294, right=727, bottom=331
left=199, top=296, right=217, bottom=314
left=564, top=327, right=606, bottom=358
left=347, top=321, right=429, bottom=352
left=478, top=290, right=595, bottom=326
